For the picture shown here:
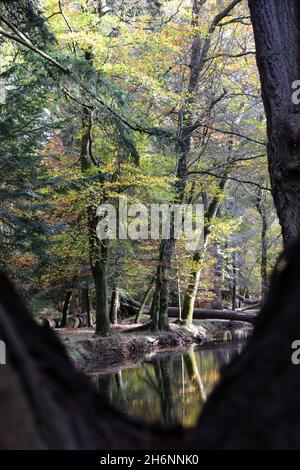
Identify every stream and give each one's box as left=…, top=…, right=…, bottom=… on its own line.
left=87, top=341, right=245, bottom=428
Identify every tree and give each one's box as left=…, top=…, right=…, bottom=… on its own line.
left=151, top=0, right=243, bottom=330
left=249, top=0, right=300, bottom=247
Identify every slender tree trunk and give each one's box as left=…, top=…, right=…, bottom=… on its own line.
left=81, top=283, right=91, bottom=327
left=212, top=250, right=223, bottom=310
left=79, top=52, right=110, bottom=336
left=152, top=237, right=176, bottom=331
left=153, top=0, right=241, bottom=330
left=261, top=215, right=268, bottom=301
left=109, top=286, right=119, bottom=325
left=231, top=253, right=237, bottom=311
left=182, top=175, right=229, bottom=323
left=135, top=278, right=154, bottom=323
left=177, top=273, right=182, bottom=321
left=60, top=290, right=73, bottom=328
left=92, top=240, right=110, bottom=336
left=256, top=190, right=268, bottom=302
left=249, top=0, right=300, bottom=246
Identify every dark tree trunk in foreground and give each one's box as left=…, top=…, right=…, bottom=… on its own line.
left=249, top=0, right=300, bottom=246
left=2, top=237, right=300, bottom=447
left=2, top=238, right=300, bottom=448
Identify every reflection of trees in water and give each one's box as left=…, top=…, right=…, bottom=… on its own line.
left=97, top=374, right=113, bottom=401
left=92, top=343, right=243, bottom=427
left=153, top=358, right=176, bottom=426
left=97, top=371, right=126, bottom=409
left=184, top=346, right=207, bottom=403
left=114, top=370, right=126, bottom=409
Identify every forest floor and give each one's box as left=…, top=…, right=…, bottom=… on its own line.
left=56, top=317, right=253, bottom=372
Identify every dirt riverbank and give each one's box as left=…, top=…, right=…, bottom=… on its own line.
left=57, top=318, right=252, bottom=372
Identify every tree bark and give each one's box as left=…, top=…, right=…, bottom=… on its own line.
left=135, top=278, right=155, bottom=323
left=81, top=283, right=91, bottom=328
left=182, top=174, right=229, bottom=323
left=231, top=253, right=237, bottom=311
left=153, top=0, right=241, bottom=330
left=109, top=286, right=119, bottom=325
left=256, top=190, right=268, bottom=302
left=79, top=51, right=110, bottom=336
left=60, top=290, right=73, bottom=328
left=249, top=0, right=300, bottom=247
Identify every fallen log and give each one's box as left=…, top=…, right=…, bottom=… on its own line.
left=121, top=301, right=257, bottom=325
left=236, top=293, right=260, bottom=305
left=221, top=289, right=260, bottom=305
left=168, top=307, right=257, bottom=324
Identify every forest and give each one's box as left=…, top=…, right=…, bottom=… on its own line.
left=0, top=0, right=300, bottom=453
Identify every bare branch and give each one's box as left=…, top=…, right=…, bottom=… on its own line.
left=188, top=170, right=271, bottom=191
left=205, top=51, right=255, bottom=62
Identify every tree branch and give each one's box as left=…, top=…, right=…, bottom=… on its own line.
left=188, top=170, right=271, bottom=191
left=0, top=15, right=69, bottom=74
left=205, top=51, right=255, bottom=62
left=186, top=123, right=267, bottom=147
left=210, top=0, right=243, bottom=33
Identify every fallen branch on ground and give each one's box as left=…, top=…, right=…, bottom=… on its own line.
left=121, top=300, right=257, bottom=325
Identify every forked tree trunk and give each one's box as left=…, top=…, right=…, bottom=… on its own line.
left=249, top=0, right=300, bottom=246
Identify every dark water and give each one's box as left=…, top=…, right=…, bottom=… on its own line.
left=88, top=342, right=244, bottom=428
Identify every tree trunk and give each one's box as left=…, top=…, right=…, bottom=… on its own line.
left=249, top=0, right=300, bottom=247
left=182, top=175, right=229, bottom=324
left=92, top=241, right=110, bottom=336
left=60, top=290, right=73, bottom=328
left=135, top=278, right=154, bottom=323
left=256, top=190, right=268, bottom=302
left=231, top=253, right=237, bottom=311
left=109, top=286, right=119, bottom=325
left=79, top=51, right=110, bottom=336
left=212, top=250, right=223, bottom=310
left=152, top=239, right=175, bottom=331
left=81, top=283, right=91, bottom=327
left=122, top=299, right=257, bottom=325
left=153, top=0, right=241, bottom=330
